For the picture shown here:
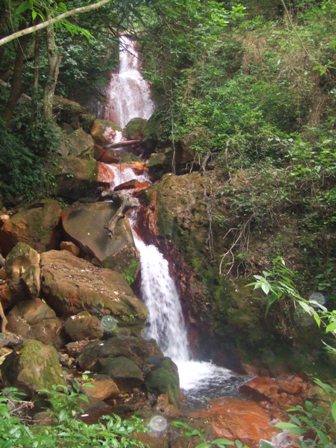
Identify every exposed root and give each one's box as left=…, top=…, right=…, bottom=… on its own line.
left=103, top=192, right=138, bottom=237
left=219, top=216, right=252, bottom=276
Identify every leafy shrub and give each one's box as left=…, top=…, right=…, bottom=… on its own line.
left=0, top=384, right=145, bottom=448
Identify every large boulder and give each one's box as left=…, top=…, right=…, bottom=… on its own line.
left=125, top=118, right=147, bottom=140
left=53, top=96, right=95, bottom=132
left=0, top=201, right=62, bottom=256
left=40, top=250, right=147, bottom=327
left=145, top=358, right=180, bottom=406
left=91, top=119, right=121, bottom=145
left=78, top=335, right=162, bottom=372
left=5, top=243, right=40, bottom=300
left=6, top=299, right=64, bottom=348
left=55, top=156, right=98, bottom=201
left=1, top=339, right=65, bottom=393
left=59, top=128, right=94, bottom=158
left=61, top=202, right=137, bottom=272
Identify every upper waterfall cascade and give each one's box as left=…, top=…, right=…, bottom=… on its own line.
left=104, top=36, right=155, bottom=129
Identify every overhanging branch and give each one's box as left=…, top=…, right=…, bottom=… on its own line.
left=0, top=0, right=113, bottom=47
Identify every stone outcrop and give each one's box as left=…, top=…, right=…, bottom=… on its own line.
left=61, top=202, right=137, bottom=272
left=40, top=250, right=147, bottom=326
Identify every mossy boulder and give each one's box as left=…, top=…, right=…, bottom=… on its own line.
left=0, top=200, right=62, bottom=256
left=55, top=156, right=98, bottom=201
left=1, top=340, right=65, bottom=393
left=40, top=250, right=147, bottom=327
left=59, top=128, right=94, bottom=158
left=90, top=119, right=121, bottom=145
left=100, top=356, right=144, bottom=384
left=145, top=358, right=180, bottom=406
left=125, top=117, right=147, bottom=140
left=53, top=96, right=95, bottom=131
left=78, top=335, right=162, bottom=372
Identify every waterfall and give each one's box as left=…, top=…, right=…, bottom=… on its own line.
left=104, top=36, right=155, bottom=129
left=132, top=234, right=190, bottom=362
left=100, top=36, right=244, bottom=403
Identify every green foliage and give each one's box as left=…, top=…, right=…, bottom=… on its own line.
left=0, top=384, right=145, bottom=447
left=0, top=119, right=56, bottom=202
left=172, top=421, right=249, bottom=448
left=251, top=258, right=336, bottom=446
left=123, top=259, right=139, bottom=285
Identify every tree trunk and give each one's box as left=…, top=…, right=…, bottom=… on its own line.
left=2, top=36, right=30, bottom=127
left=43, top=24, right=61, bottom=120
left=32, top=31, right=40, bottom=121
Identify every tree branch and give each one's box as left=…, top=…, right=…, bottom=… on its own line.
left=0, top=0, right=113, bottom=47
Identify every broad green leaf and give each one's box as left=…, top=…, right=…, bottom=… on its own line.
left=326, top=322, right=336, bottom=333
left=15, top=1, right=31, bottom=15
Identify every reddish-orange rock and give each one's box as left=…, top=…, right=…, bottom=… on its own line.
left=240, top=375, right=310, bottom=410
left=189, top=397, right=278, bottom=448
left=97, top=162, right=115, bottom=184
left=114, top=180, right=151, bottom=192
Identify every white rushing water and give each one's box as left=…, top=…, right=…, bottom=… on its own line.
left=104, top=36, right=155, bottom=129
left=107, top=165, right=149, bottom=190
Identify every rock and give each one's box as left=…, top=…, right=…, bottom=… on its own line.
left=1, top=339, right=65, bottom=393
left=189, top=397, right=278, bottom=447
left=53, top=96, right=95, bottom=132
left=240, top=375, right=310, bottom=409
left=94, top=146, right=142, bottom=164
left=5, top=243, right=40, bottom=300
left=61, top=202, right=137, bottom=272
left=91, top=119, right=121, bottom=145
left=59, top=241, right=80, bottom=257
left=100, top=356, right=144, bottom=387
left=82, top=374, right=119, bottom=401
left=125, top=118, right=147, bottom=140
left=0, top=201, right=62, bottom=256
left=154, top=394, right=181, bottom=417
left=114, top=180, right=151, bottom=192
left=145, top=358, right=180, bottom=406
left=78, top=335, right=161, bottom=372
left=65, top=340, right=91, bottom=357
left=56, top=156, right=98, bottom=201
left=40, top=250, right=147, bottom=326
left=64, top=312, right=103, bottom=341
left=6, top=299, right=64, bottom=348
left=60, top=128, right=94, bottom=158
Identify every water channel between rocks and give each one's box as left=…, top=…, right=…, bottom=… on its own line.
left=100, top=35, right=247, bottom=408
